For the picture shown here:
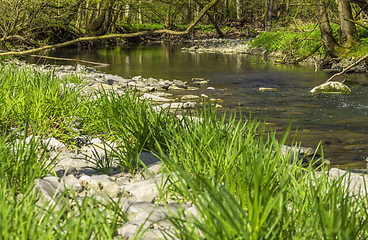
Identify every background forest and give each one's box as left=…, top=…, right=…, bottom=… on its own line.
left=1, top=0, right=368, bottom=60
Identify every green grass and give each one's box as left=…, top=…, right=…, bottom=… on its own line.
left=0, top=64, right=85, bottom=134
left=250, top=23, right=368, bottom=59
left=250, top=24, right=324, bottom=57
left=1, top=64, right=368, bottom=239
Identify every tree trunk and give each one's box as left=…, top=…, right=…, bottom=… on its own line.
left=317, top=0, right=344, bottom=58
left=337, top=0, right=359, bottom=47
left=224, top=0, right=229, bottom=20
left=236, top=0, right=242, bottom=20
left=138, top=0, right=142, bottom=24
left=266, top=0, right=273, bottom=32
left=187, top=0, right=193, bottom=23
left=124, top=3, right=131, bottom=23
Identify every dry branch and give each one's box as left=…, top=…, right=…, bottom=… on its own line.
left=325, top=53, right=368, bottom=83
left=30, top=55, right=110, bottom=66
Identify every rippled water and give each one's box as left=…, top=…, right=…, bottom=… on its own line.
left=25, top=44, right=368, bottom=168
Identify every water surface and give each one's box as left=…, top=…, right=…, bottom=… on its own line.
left=25, top=44, right=368, bottom=168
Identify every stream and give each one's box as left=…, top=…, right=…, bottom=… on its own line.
left=25, top=44, right=368, bottom=169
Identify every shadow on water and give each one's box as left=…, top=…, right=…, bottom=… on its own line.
left=24, top=44, right=368, bottom=169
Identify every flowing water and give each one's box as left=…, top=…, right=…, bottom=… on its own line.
left=25, top=44, right=368, bottom=168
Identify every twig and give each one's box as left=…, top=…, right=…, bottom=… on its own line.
left=30, top=54, right=110, bottom=66
left=325, top=53, right=368, bottom=83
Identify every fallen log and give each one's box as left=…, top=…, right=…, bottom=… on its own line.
left=30, top=55, right=110, bottom=66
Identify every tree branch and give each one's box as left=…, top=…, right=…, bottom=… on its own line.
left=325, top=52, right=368, bottom=83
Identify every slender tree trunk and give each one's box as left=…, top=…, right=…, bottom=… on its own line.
left=236, top=0, right=242, bottom=20
left=224, top=0, right=229, bottom=20
left=124, top=3, right=131, bottom=23
left=187, top=0, right=192, bottom=23
left=337, top=0, right=359, bottom=47
left=138, top=0, right=142, bottom=24
left=317, top=0, right=344, bottom=58
left=266, top=0, right=273, bottom=31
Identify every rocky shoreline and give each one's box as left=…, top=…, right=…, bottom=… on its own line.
left=182, top=38, right=368, bottom=74
left=7, top=44, right=368, bottom=239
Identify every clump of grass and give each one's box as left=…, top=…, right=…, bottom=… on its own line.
left=150, top=104, right=368, bottom=239
left=0, top=64, right=84, bottom=133
left=0, top=126, right=55, bottom=193
left=80, top=89, right=179, bottom=171
left=0, top=181, right=124, bottom=239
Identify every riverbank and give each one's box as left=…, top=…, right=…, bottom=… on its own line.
left=2, top=60, right=368, bottom=239
left=181, top=38, right=368, bottom=75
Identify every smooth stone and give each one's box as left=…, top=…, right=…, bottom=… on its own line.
left=122, top=174, right=167, bottom=202
left=127, top=81, right=147, bottom=88
left=83, top=83, right=117, bottom=92
left=187, top=86, right=199, bottom=91
left=44, top=137, right=65, bottom=151
left=181, top=95, right=200, bottom=100
left=34, top=178, right=66, bottom=211
left=132, top=76, right=142, bottom=80
left=141, top=93, right=174, bottom=102
left=173, top=79, right=187, bottom=87
left=61, top=175, right=84, bottom=192
left=168, top=85, right=186, bottom=90
left=259, top=87, right=278, bottom=92
left=150, top=91, right=173, bottom=97
left=90, top=138, right=103, bottom=145
left=207, top=87, right=215, bottom=90
left=89, top=175, right=120, bottom=198
left=326, top=168, right=368, bottom=195
left=142, top=86, right=156, bottom=92
left=192, top=78, right=210, bottom=85
left=58, top=157, right=92, bottom=169
left=310, top=81, right=352, bottom=94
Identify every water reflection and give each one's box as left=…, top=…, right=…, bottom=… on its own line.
left=24, top=44, right=368, bottom=168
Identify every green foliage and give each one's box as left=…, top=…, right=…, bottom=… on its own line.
left=250, top=24, right=324, bottom=57
left=131, top=23, right=166, bottom=31
left=194, top=24, right=215, bottom=33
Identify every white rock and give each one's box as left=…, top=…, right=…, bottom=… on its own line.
left=310, top=81, right=351, bottom=94
left=141, top=93, right=175, bottom=102
left=181, top=95, right=199, bottom=100
left=122, top=174, right=167, bottom=202
left=44, top=137, right=65, bottom=151
left=34, top=178, right=66, bottom=211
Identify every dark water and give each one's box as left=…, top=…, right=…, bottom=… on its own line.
left=24, top=44, right=368, bottom=168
